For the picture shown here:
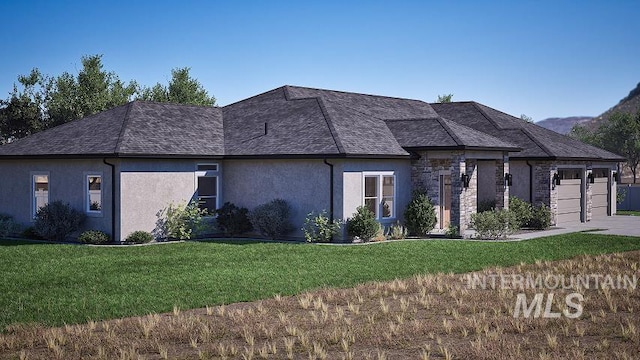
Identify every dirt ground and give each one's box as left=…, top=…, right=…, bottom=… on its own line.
left=1, top=251, right=639, bottom=359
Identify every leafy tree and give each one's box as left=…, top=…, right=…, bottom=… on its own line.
left=1, top=55, right=216, bottom=142
left=520, top=114, right=533, bottom=123
left=569, top=124, right=602, bottom=147
left=598, top=111, right=640, bottom=183
left=139, top=67, right=215, bottom=106
left=436, top=93, right=453, bottom=103
left=47, top=55, right=138, bottom=126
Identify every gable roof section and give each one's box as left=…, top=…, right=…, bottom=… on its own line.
left=385, top=117, right=519, bottom=151
left=0, top=101, right=224, bottom=158
left=431, top=102, right=624, bottom=161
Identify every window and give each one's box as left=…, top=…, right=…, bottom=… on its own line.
left=196, top=164, right=219, bottom=213
left=363, top=173, right=395, bottom=219
left=32, top=174, right=49, bottom=218
left=86, top=175, right=102, bottom=213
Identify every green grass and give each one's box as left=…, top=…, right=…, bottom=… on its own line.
left=2, top=233, right=640, bottom=329
left=617, top=210, right=640, bottom=216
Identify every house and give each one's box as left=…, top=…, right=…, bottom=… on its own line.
left=0, top=86, right=623, bottom=241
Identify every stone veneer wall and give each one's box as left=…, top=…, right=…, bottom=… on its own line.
left=411, top=151, right=479, bottom=234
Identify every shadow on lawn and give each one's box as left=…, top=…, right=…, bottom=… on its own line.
left=195, top=237, right=306, bottom=246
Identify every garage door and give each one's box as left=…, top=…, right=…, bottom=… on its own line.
left=557, top=169, right=583, bottom=224
left=591, top=169, right=609, bottom=218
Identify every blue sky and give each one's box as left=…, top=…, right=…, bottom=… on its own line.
left=1, top=0, right=639, bottom=121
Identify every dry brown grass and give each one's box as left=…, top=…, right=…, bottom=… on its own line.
left=1, top=251, right=639, bottom=359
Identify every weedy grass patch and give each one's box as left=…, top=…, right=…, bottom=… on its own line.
left=1, top=246, right=638, bottom=359
left=1, top=232, right=640, bottom=331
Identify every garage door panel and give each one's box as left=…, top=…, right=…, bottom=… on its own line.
left=557, top=177, right=582, bottom=224
left=591, top=178, right=609, bottom=218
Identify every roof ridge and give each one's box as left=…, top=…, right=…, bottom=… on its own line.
left=285, top=85, right=425, bottom=103
left=470, top=102, right=503, bottom=130
left=315, top=97, right=346, bottom=154
left=436, top=117, right=463, bottom=146
left=519, top=127, right=554, bottom=157
left=222, top=86, right=288, bottom=108
left=114, top=102, right=134, bottom=154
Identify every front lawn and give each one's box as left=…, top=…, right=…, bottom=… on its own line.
left=2, top=233, right=640, bottom=329
left=617, top=210, right=640, bottom=216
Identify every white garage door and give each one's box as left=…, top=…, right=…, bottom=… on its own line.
left=591, top=169, right=609, bottom=218
left=557, top=169, right=583, bottom=224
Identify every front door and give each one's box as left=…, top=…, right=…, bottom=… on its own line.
left=440, top=174, right=451, bottom=229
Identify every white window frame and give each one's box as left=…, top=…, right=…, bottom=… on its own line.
left=195, top=163, right=220, bottom=213
left=362, top=171, right=396, bottom=220
left=84, top=173, right=103, bottom=216
left=31, top=172, right=50, bottom=219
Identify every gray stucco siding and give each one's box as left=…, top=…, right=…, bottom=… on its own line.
left=510, top=160, right=531, bottom=202
left=0, top=159, right=113, bottom=236
left=222, top=159, right=331, bottom=238
left=117, top=159, right=220, bottom=241
left=337, top=159, right=412, bottom=226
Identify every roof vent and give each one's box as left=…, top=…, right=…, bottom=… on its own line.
left=264, top=122, right=268, bottom=136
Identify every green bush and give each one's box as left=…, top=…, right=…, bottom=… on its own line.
left=470, top=209, right=518, bottom=240
left=126, top=230, right=154, bottom=244
left=403, top=191, right=437, bottom=237
left=156, top=202, right=209, bottom=240
left=0, top=214, right=20, bottom=238
left=445, top=225, right=459, bottom=238
left=386, top=222, right=408, bottom=240
left=346, top=206, right=380, bottom=241
left=509, top=196, right=533, bottom=229
left=529, top=203, right=551, bottom=230
left=34, top=201, right=86, bottom=241
left=22, top=227, right=44, bottom=240
left=77, top=230, right=111, bottom=245
left=477, top=200, right=496, bottom=213
left=249, top=199, right=293, bottom=239
left=216, top=202, right=252, bottom=237
left=302, top=210, right=341, bottom=243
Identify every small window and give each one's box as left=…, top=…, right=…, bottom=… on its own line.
left=197, top=175, right=218, bottom=213
left=363, top=173, right=396, bottom=219
left=86, top=175, right=102, bottom=213
left=197, top=164, right=218, bottom=171
left=33, top=174, right=49, bottom=218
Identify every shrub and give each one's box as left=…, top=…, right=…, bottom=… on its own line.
left=346, top=206, right=380, bottom=241
left=403, top=191, right=437, bottom=237
left=477, top=200, right=496, bottom=213
left=22, top=227, right=44, bottom=240
left=509, top=196, right=533, bottom=229
left=216, top=202, right=252, bottom=237
left=34, top=201, right=86, bottom=241
left=470, top=209, right=518, bottom=240
left=156, top=202, right=209, bottom=240
left=445, top=225, right=459, bottom=238
left=371, top=222, right=386, bottom=242
left=386, top=222, right=407, bottom=240
left=126, top=230, right=154, bottom=244
left=617, top=187, right=627, bottom=204
left=249, top=199, right=293, bottom=239
left=77, top=230, right=111, bottom=245
left=302, top=210, right=341, bottom=243
left=529, top=203, right=552, bottom=230
left=0, top=214, right=20, bottom=238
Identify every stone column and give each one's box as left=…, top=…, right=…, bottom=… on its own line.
left=533, top=161, right=557, bottom=225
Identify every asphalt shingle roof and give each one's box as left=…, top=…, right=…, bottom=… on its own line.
left=0, top=85, right=622, bottom=161
left=431, top=102, right=624, bottom=161
left=0, top=102, right=224, bottom=157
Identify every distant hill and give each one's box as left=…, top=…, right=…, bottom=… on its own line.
left=536, top=116, right=593, bottom=135
left=583, top=82, right=640, bottom=131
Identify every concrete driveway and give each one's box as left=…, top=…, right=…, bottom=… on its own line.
left=510, top=215, right=640, bottom=240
